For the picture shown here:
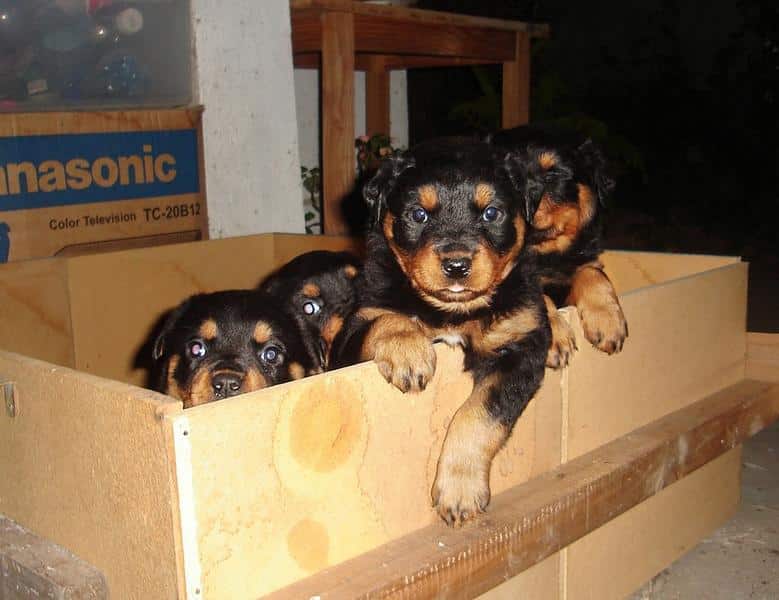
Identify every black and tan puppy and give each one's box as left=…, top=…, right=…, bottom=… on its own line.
left=332, top=138, right=551, bottom=526
left=488, top=125, right=628, bottom=367
left=259, top=250, right=361, bottom=371
left=152, top=290, right=315, bottom=408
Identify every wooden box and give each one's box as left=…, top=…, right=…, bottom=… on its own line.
left=0, top=234, right=748, bottom=599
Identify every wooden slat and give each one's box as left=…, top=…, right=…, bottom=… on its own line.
left=353, top=15, right=515, bottom=61
left=267, top=379, right=779, bottom=600
left=502, top=31, right=530, bottom=128
left=294, top=52, right=502, bottom=71
left=365, top=61, right=390, bottom=137
left=321, top=10, right=355, bottom=236
left=290, top=0, right=550, bottom=36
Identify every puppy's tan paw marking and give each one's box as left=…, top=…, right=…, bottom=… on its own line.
left=373, top=331, right=437, bottom=393
left=431, top=463, right=490, bottom=527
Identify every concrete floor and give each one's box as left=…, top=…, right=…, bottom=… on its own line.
left=631, top=418, right=779, bottom=600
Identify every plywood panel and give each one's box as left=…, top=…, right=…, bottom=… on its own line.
left=267, top=380, right=776, bottom=599
left=180, top=345, right=562, bottom=598
left=271, top=233, right=361, bottom=267
left=0, top=350, right=183, bottom=599
left=566, top=261, right=747, bottom=457
left=66, top=235, right=277, bottom=385
left=479, top=554, right=560, bottom=600
left=0, top=258, right=74, bottom=367
left=567, top=448, right=741, bottom=600
left=564, top=261, right=747, bottom=600
left=746, top=332, right=779, bottom=382
left=601, top=250, right=740, bottom=295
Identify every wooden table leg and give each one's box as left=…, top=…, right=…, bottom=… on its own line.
left=366, top=59, right=390, bottom=138
left=502, top=31, right=530, bottom=128
left=321, top=10, right=355, bottom=235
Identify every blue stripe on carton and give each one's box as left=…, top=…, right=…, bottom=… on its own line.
left=0, top=129, right=200, bottom=212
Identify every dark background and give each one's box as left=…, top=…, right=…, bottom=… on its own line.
left=406, top=0, right=777, bottom=331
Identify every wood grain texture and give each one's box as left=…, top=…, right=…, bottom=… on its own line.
left=266, top=379, right=778, bottom=600
left=0, top=351, right=183, bottom=599
left=321, top=10, right=356, bottom=235
left=0, top=259, right=74, bottom=369
left=178, top=346, right=563, bottom=598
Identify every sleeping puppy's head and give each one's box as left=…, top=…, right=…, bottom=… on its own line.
left=364, top=137, right=530, bottom=314
left=260, top=250, right=360, bottom=369
left=488, top=125, right=615, bottom=255
left=152, top=290, right=313, bottom=407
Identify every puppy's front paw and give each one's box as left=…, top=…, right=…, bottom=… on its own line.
left=579, top=299, right=628, bottom=354
left=432, top=462, right=490, bottom=527
left=373, top=331, right=436, bottom=392
left=546, top=310, right=578, bottom=369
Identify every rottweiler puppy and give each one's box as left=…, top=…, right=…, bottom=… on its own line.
left=332, top=138, right=551, bottom=526
left=488, top=125, right=628, bottom=367
left=259, top=250, right=361, bottom=371
left=152, top=290, right=315, bottom=408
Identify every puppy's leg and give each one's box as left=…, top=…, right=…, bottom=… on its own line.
left=360, top=308, right=437, bottom=393
left=544, top=294, right=577, bottom=369
left=567, top=262, right=628, bottom=354
left=431, top=374, right=506, bottom=526
left=432, top=326, right=548, bottom=526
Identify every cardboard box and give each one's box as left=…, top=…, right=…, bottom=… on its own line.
left=0, top=234, right=748, bottom=599
left=0, top=109, right=208, bottom=263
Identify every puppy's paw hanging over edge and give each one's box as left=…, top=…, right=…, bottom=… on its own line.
left=546, top=306, right=578, bottom=369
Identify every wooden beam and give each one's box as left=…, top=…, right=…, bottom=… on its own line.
left=365, top=59, right=390, bottom=137
left=502, top=31, right=531, bottom=128
left=354, top=16, right=515, bottom=61
left=266, top=379, right=779, bottom=600
left=321, top=9, right=355, bottom=235
left=293, top=52, right=503, bottom=71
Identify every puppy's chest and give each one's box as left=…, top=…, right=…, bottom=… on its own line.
left=423, top=313, right=535, bottom=354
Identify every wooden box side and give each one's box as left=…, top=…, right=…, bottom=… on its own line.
left=565, top=261, right=748, bottom=458
left=62, top=233, right=359, bottom=387
left=0, top=258, right=75, bottom=367
left=566, top=448, right=741, bottom=600
left=271, top=233, right=363, bottom=266
left=65, top=234, right=277, bottom=386
left=0, top=350, right=184, bottom=599
left=746, top=332, right=779, bottom=382
left=601, top=250, right=740, bottom=295
left=562, top=259, right=747, bottom=598
left=177, top=345, right=563, bottom=599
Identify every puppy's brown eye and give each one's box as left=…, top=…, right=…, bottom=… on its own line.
left=482, top=205, right=502, bottom=222
left=188, top=340, right=207, bottom=359
left=411, top=207, right=428, bottom=223
left=303, top=299, right=321, bottom=316
left=261, top=345, right=283, bottom=365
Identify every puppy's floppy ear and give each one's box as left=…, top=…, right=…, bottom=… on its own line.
left=363, top=150, right=415, bottom=228
left=500, top=151, right=543, bottom=221
left=152, top=298, right=193, bottom=361
left=576, top=138, right=615, bottom=205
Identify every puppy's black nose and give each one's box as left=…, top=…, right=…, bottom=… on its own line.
left=212, top=372, right=243, bottom=398
left=441, top=257, right=472, bottom=279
